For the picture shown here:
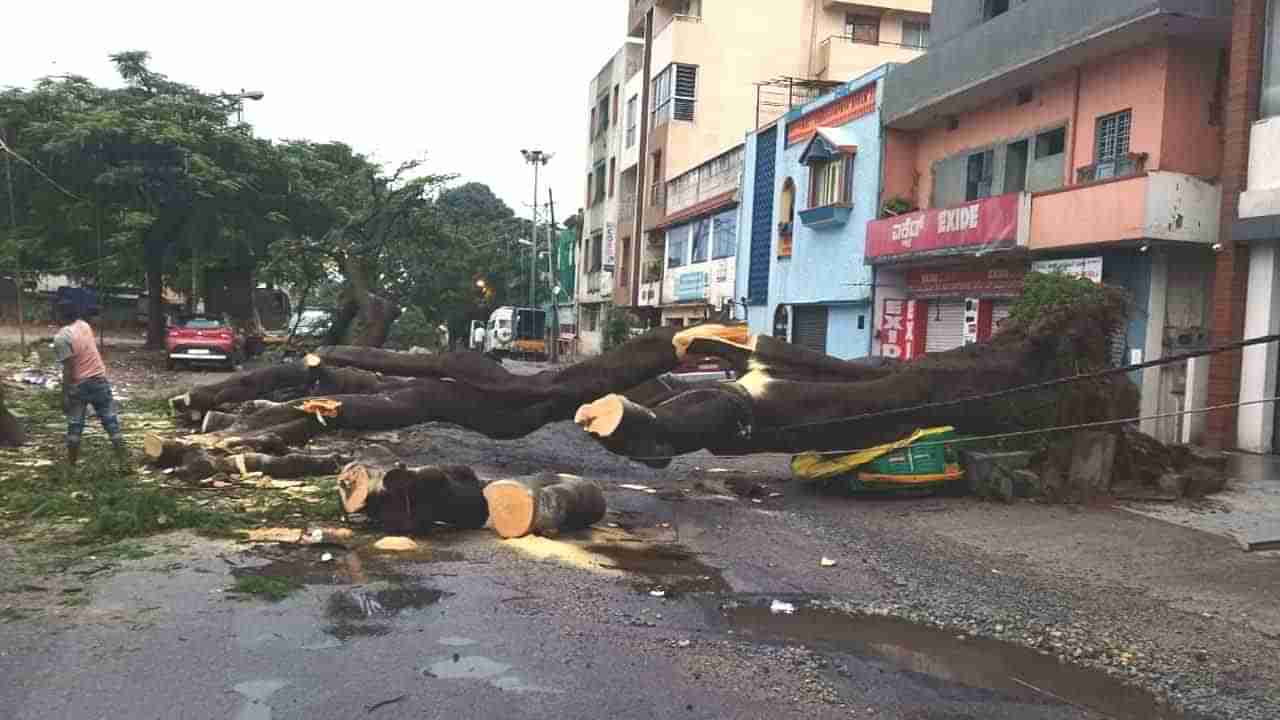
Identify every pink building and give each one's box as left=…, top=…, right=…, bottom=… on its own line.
left=870, top=0, right=1232, bottom=445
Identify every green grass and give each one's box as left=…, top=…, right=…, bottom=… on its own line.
left=230, top=575, right=302, bottom=602
left=131, top=394, right=176, bottom=417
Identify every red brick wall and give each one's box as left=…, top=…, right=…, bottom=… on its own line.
left=1207, top=0, right=1268, bottom=448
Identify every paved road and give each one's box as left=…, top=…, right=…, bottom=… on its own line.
left=0, top=473, right=1219, bottom=720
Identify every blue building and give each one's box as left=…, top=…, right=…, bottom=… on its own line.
left=736, top=67, right=888, bottom=359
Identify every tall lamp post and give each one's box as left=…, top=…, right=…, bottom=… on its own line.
left=227, top=89, right=265, bottom=124
left=520, top=149, right=552, bottom=308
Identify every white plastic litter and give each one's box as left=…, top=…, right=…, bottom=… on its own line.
left=769, top=599, right=796, bottom=615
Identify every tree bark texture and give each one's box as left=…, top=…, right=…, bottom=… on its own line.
left=578, top=296, right=1133, bottom=461
left=337, top=446, right=487, bottom=534
left=483, top=474, right=606, bottom=539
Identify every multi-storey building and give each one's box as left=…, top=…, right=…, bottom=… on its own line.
left=617, top=0, right=931, bottom=332
left=868, top=0, right=1232, bottom=445
left=737, top=67, right=890, bottom=357
left=1231, top=0, right=1280, bottom=452
left=577, top=41, right=643, bottom=355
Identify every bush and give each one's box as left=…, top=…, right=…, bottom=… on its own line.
left=1009, top=272, right=1110, bottom=327
left=603, top=307, right=635, bottom=351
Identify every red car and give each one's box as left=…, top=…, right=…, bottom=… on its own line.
left=166, top=314, right=244, bottom=371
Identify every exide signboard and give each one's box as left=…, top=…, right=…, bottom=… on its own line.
left=867, top=193, right=1026, bottom=263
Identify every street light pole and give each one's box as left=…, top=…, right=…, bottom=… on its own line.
left=520, top=150, right=552, bottom=308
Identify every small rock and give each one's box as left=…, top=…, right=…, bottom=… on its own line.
left=820, top=557, right=837, bottom=568
left=677, top=639, right=691, bottom=648
left=373, top=536, right=418, bottom=552
left=319, top=552, right=333, bottom=563
left=770, top=600, right=796, bottom=615
left=650, top=589, right=666, bottom=598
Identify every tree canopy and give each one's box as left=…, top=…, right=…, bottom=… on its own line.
left=0, top=51, right=542, bottom=347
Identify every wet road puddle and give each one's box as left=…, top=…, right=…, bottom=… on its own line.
left=586, top=542, right=729, bottom=596
left=231, top=546, right=458, bottom=641
left=712, top=597, right=1191, bottom=720
left=420, top=646, right=559, bottom=694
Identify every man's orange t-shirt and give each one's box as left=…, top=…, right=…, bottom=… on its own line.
left=53, top=320, right=107, bottom=384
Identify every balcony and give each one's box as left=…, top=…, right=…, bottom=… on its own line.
left=815, top=35, right=926, bottom=82
left=1029, top=171, right=1221, bottom=251
left=619, top=194, right=638, bottom=228
left=882, top=0, right=1231, bottom=130
left=822, top=0, right=931, bottom=12
left=666, top=152, right=742, bottom=217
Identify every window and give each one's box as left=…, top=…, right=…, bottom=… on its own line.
left=590, top=233, right=603, bottom=272
left=1265, top=0, right=1280, bottom=116
left=594, top=163, right=607, bottom=203
left=675, top=0, right=701, bottom=17
left=712, top=210, right=736, bottom=259
left=586, top=172, right=593, bottom=207
left=1035, top=127, right=1066, bottom=158
left=596, top=95, right=610, bottom=135
left=650, top=150, right=664, bottom=207
left=612, top=85, right=620, bottom=124
left=779, top=178, right=796, bottom=257
left=690, top=219, right=710, bottom=264
left=625, top=96, right=638, bottom=147
left=810, top=156, right=853, bottom=207
left=652, top=64, right=697, bottom=123
left=965, top=149, right=994, bottom=201
left=584, top=306, right=598, bottom=332
left=847, top=14, right=880, bottom=44
left=984, top=0, right=1010, bottom=21
left=589, top=108, right=596, bottom=140
left=609, top=158, right=617, bottom=198
left=1095, top=110, right=1133, bottom=178
left=620, top=238, right=631, bottom=287
left=667, top=226, right=688, bottom=268
left=902, top=21, right=929, bottom=49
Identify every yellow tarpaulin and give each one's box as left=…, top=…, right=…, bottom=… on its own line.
left=790, top=426, right=957, bottom=482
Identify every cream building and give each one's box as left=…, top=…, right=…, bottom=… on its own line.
left=608, top=0, right=932, bottom=330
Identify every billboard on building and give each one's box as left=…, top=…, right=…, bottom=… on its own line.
left=867, top=193, right=1029, bottom=264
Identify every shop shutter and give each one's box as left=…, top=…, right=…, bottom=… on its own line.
left=990, top=301, right=1013, bottom=335
left=792, top=306, right=829, bottom=354
left=925, top=300, right=966, bottom=354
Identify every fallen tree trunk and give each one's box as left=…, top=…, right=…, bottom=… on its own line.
left=578, top=290, right=1133, bottom=460
left=175, top=448, right=350, bottom=482
left=483, top=473, right=606, bottom=539
left=146, top=415, right=325, bottom=467
left=337, top=446, right=487, bottom=534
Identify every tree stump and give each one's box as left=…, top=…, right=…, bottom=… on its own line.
left=483, top=473, right=606, bottom=539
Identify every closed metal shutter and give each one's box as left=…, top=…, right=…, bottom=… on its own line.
left=991, top=301, right=1013, bottom=335
left=926, top=300, right=966, bottom=354
left=792, top=306, right=829, bottom=354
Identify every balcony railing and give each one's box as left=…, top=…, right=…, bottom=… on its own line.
left=649, top=182, right=667, bottom=212
left=1075, top=153, right=1148, bottom=184
left=666, top=153, right=743, bottom=215
left=619, top=195, right=638, bottom=227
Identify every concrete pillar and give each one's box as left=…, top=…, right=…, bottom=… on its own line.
left=1182, top=355, right=1211, bottom=445
left=1238, top=242, right=1280, bottom=452
left=1140, top=251, right=1168, bottom=438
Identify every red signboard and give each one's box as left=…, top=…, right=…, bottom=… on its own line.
left=786, top=83, right=877, bottom=147
left=867, top=193, right=1023, bottom=263
left=879, top=299, right=924, bottom=361
left=906, top=265, right=1028, bottom=299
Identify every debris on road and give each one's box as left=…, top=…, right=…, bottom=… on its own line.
left=372, top=536, right=418, bottom=552
left=770, top=599, right=796, bottom=615
left=620, top=484, right=657, bottom=494
left=820, top=557, right=838, bottom=568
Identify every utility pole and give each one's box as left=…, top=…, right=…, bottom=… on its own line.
left=4, top=151, right=24, bottom=356
left=521, top=150, right=552, bottom=308
left=547, top=188, right=559, bottom=364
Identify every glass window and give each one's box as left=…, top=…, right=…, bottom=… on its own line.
left=712, top=211, right=737, bottom=259
left=667, top=226, right=688, bottom=268
left=965, top=150, right=994, bottom=200
left=1035, top=127, right=1066, bottom=158
left=847, top=14, right=880, bottom=44
left=1266, top=0, right=1280, bottom=117
left=1095, top=110, right=1134, bottom=178
left=811, top=156, right=853, bottom=207
left=985, top=0, right=1010, bottom=21
left=625, top=96, right=638, bottom=147
left=903, top=21, right=929, bottom=50
left=690, top=219, right=710, bottom=264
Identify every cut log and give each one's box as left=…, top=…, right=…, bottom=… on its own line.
left=145, top=416, right=324, bottom=467
left=483, top=474, right=606, bottom=539
left=338, top=447, right=487, bottom=534
left=181, top=362, right=312, bottom=413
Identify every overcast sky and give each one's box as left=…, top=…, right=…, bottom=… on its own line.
left=1, top=1, right=626, bottom=222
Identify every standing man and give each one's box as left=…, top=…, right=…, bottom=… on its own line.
left=471, top=321, right=486, bottom=352
left=54, top=301, right=126, bottom=466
